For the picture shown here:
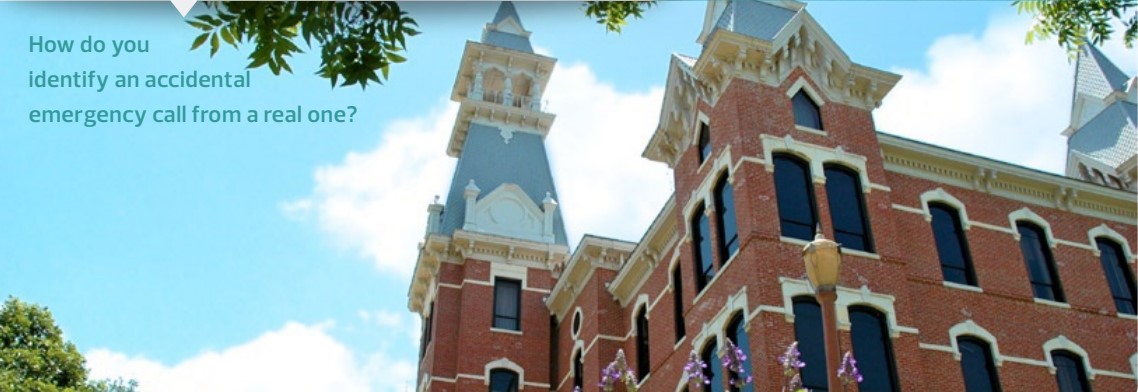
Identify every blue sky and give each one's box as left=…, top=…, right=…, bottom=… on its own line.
left=1, top=1, right=1134, bottom=391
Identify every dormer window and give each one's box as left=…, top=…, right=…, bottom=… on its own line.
left=698, top=121, right=712, bottom=163
left=792, top=90, right=822, bottom=130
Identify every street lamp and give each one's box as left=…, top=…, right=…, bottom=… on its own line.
left=802, top=228, right=842, bottom=391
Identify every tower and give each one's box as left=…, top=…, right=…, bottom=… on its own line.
left=407, top=2, right=568, bottom=391
left=1062, top=43, right=1138, bottom=190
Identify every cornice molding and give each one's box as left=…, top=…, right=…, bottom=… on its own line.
left=879, top=133, right=1137, bottom=225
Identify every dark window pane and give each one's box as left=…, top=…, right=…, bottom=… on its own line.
left=1053, top=351, right=1091, bottom=392
left=673, top=266, right=686, bottom=342
left=726, top=314, right=754, bottom=392
left=793, top=298, right=828, bottom=391
left=493, top=279, right=521, bottom=330
left=850, top=307, right=899, bottom=392
left=1016, top=223, right=1065, bottom=302
left=702, top=341, right=724, bottom=392
left=636, top=307, right=650, bottom=380
left=958, top=337, right=1001, bottom=392
left=693, top=207, right=715, bottom=291
left=1096, top=238, right=1137, bottom=314
left=931, top=204, right=977, bottom=286
left=715, top=177, right=740, bottom=261
left=792, top=91, right=822, bottom=130
left=773, top=155, right=817, bottom=241
left=489, top=369, right=519, bottom=392
left=573, top=350, right=584, bottom=390
left=699, top=122, right=712, bottom=163
left=824, top=165, right=873, bottom=253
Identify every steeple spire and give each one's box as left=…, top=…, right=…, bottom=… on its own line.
left=481, top=1, right=534, bottom=53
left=1062, top=43, right=1137, bottom=191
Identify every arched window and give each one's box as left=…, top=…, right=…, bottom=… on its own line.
left=714, top=175, right=740, bottom=261
left=792, top=297, right=828, bottom=391
left=1096, top=238, right=1136, bottom=314
left=1016, top=222, right=1065, bottom=302
left=489, top=369, right=519, bottom=392
left=957, top=336, right=1001, bottom=392
left=725, top=313, right=754, bottom=392
left=930, top=203, right=977, bottom=286
left=824, top=165, right=873, bottom=252
left=792, top=90, right=822, bottom=130
left=773, top=154, right=817, bottom=241
left=672, top=266, right=686, bottom=342
left=692, top=205, right=715, bottom=292
left=699, top=122, right=712, bottom=163
left=635, top=306, right=650, bottom=380
left=573, top=350, right=584, bottom=391
left=1052, top=350, right=1091, bottom=392
left=701, top=340, right=725, bottom=392
left=850, top=306, right=899, bottom=392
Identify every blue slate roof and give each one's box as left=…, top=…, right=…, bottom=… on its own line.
left=437, top=123, right=568, bottom=245
left=1073, top=44, right=1130, bottom=106
left=492, top=1, right=525, bottom=31
left=712, top=0, right=798, bottom=42
left=1069, top=101, right=1138, bottom=168
left=484, top=30, right=534, bottom=53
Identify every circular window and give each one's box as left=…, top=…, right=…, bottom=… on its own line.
left=571, top=308, right=582, bottom=338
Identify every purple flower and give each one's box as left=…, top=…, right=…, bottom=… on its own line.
left=684, top=351, right=709, bottom=391
left=780, top=341, right=807, bottom=392
left=837, top=351, right=863, bottom=385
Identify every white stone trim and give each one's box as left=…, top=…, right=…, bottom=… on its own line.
left=682, top=145, right=735, bottom=220
left=920, top=188, right=972, bottom=230
left=943, top=281, right=983, bottom=293
left=787, top=77, right=826, bottom=134
left=1042, top=335, right=1094, bottom=379
left=779, top=278, right=920, bottom=337
left=692, top=286, right=749, bottom=355
left=491, top=263, right=529, bottom=289
left=631, top=294, right=651, bottom=338
left=891, top=203, right=926, bottom=216
left=1088, top=224, right=1136, bottom=263
left=947, top=320, right=1004, bottom=366
left=1033, top=298, right=1071, bottom=309
left=760, top=134, right=873, bottom=193
left=1130, top=353, right=1137, bottom=378
left=485, top=357, right=527, bottom=388
left=1008, top=208, right=1057, bottom=248
left=694, top=111, right=713, bottom=170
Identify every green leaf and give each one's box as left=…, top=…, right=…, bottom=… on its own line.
left=190, top=33, right=209, bottom=50
left=220, top=28, right=236, bottom=47
left=209, top=33, right=220, bottom=56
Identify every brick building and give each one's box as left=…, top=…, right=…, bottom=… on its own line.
left=407, top=1, right=1138, bottom=391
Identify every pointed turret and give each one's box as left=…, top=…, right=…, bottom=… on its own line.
left=1062, top=43, right=1137, bottom=191
left=482, top=1, right=534, bottom=53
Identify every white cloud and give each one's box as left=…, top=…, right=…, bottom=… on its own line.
left=359, top=309, right=421, bottom=343
left=282, top=103, right=457, bottom=277
left=86, top=322, right=417, bottom=392
left=287, top=62, right=670, bottom=276
left=544, top=63, right=671, bottom=243
left=876, top=13, right=1136, bottom=174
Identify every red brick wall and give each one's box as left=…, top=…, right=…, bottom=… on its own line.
left=420, top=62, right=1136, bottom=392
left=545, top=67, right=1137, bottom=392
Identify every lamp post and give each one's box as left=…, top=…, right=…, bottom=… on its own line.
left=802, top=228, right=842, bottom=391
